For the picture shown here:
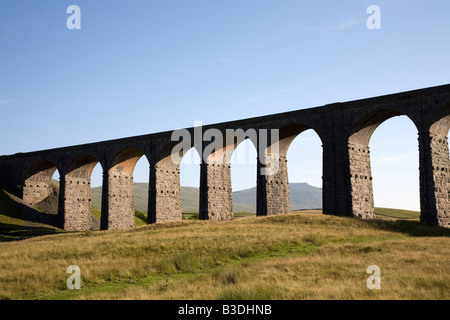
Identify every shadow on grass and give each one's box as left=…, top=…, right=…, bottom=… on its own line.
left=363, top=218, right=450, bottom=237
left=135, top=209, right=148, bottom=222
left=0, top=223, right=63, bottom=242
left=298, top=210, right=450, bottom=237
left=0, top=189, right=62, bottom=242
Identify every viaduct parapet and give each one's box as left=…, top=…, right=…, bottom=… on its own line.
left=1, top=84, right=450, bottom=230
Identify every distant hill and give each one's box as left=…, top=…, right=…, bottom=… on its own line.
left=289, top=183, right=322, bottom=210
left=91, top=182, right=322, bottom=213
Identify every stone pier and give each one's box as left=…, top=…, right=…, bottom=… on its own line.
left=1, top=84, right=450, bottom=229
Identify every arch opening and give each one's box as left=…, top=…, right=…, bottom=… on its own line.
left=349, top=110, right=403, bottom=146
left=90, top=162, right=103, bottom=227
left=286, top=128, right=323, bottom=213
left=199, top=129, right=257, bottom=220
left=105, top=147, right=148, bottom=230
left=260, top=124, right=321, bottom=216
left=277, top=123, right=310, bottom=156
left=348, top=111, right=419, bottom=219
left=23, top=160, right=60, bottom=227
left=132, top=155, right=150, bottom=226
left=370, top=116, right=420, bottom=213
left=230, top=138, right=258, bottom=217
left=179, top=147, right=201, bottom=220
left=24, top=160, right=59, bottom=207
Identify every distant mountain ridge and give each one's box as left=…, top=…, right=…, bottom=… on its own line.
left=91, top=182, right=322, bottom=213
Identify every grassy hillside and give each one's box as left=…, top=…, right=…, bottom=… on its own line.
left=375, top=207, right=420, bottom=220
left=0, top=208, right=448, bottom=299
left=0, top=189, right=448, bottom=300
left=0, top=189, right=62, bottom=242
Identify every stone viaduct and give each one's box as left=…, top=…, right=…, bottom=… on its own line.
left=1, top=84, right=450, bottom=230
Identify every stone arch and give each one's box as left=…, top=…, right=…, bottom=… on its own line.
left=149, top=141, right=199, bottom=224
left=228, top=135, right=258, bottom=169
left=205, top=128, right=258, bottom=165
left=284, top=127, right=324, bottom=212
left=157, top=141, right=190, bottom=168
left=23, top=160, right=59, bottom=206
left=109, top=148, right=147, bottom=175
left=156, top=129, right=202, bottom=168
left=199, top=128, right=258, bottom=221
left=277, top=123, right=312, bottom=156
left=347, top=109, right=418, bottom=219
left=349, top=109, right=411, bottom=145
left=260, top=123, right=323, bottom=215
left=103, top=147, right=148, bottom=230
left=67, top=154, right=101, bottom=179
left=429, top=102, right=450, bottom=136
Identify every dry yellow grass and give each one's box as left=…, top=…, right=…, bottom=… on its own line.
left=0, top=211, right=448, bottom=300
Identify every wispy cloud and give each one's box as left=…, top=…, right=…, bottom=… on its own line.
left=299, top=18, right=364, bottom=34
left=234, top=65, right=361, bottom=106
left=312, top=19, right=363, bottom=33
left=378, top=153, right=416, bottom=163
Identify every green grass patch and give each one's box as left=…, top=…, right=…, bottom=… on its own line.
left=91, top=207, right=102, bottom=221
left=233, top=211, right=255, bottom=218
left=134, top=209, right=147, bottom=226
left=182, top=212, right=199, bottom=220
left=375, top=207, right=420, bottom=219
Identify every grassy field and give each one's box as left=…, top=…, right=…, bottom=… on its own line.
left=375, top=207, right=420, bottom=220
left=0, top=189, right=449, bottom=300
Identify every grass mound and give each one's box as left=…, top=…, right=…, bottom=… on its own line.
left=0, top=190, right=448, bottom=300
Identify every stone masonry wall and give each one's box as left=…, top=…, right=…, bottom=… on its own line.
left=348, top=143, right=375, bottom=219
left=422, top=133, right=450, bottom=227
left=107, top=172, right=135, bottom=230
left=23, top=181, right=53, bottom=206
left=152, top=163, right=182, bottom=222
left=63, top=176, right=98, bottom=230
left=263, top=154, right=290, bottom=215
left=204, top=162, right=233, bottom=220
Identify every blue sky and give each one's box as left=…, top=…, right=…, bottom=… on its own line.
left=1, top=0, right=450, bottom=211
